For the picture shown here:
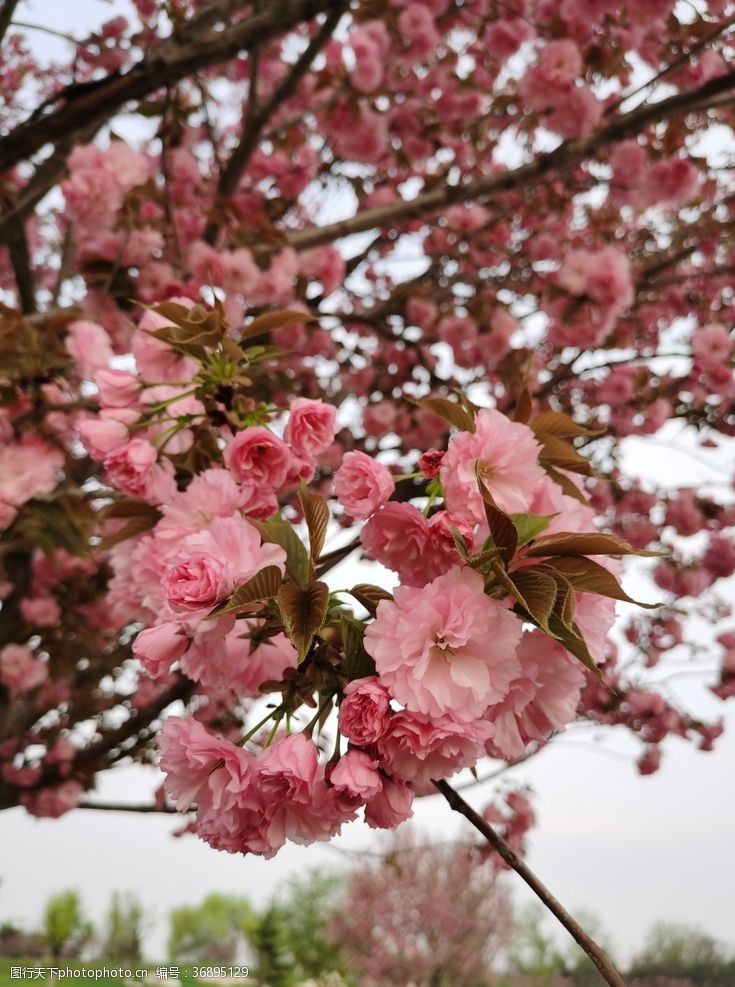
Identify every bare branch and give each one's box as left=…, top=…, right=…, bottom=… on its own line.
left=434, top=779, right=628, bottom=987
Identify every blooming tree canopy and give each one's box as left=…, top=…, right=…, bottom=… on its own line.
left=1, top=1, right=734, bottom=979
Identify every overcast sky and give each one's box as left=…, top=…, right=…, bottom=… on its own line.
left=2, top=0, right=734, bottom=967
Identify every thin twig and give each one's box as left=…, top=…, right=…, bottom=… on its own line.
left=77, top=800, right=179, bottom=813
left=202, top=1, right=348, bottom=244
left=434, top=779, right=628, bottom=987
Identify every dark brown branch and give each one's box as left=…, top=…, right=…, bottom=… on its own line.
left=434, top=779, right=628, bottom=987
left=278, top=68, right=735, bottom=255
left=77, top=800, right=179, bottom=814
left=0, top=0, right=20, bottom=46
left=606, top=14, right=735, bottom=115
left=0, top=0, right=338, bottom=177
left=4, top=215, right=35, bottom=312
left=202, top=1, right=348, bottom=245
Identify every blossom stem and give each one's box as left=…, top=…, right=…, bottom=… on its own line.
left=239, top=704, right=285, bottom=746
left=434, top=779, right=628, bottom=987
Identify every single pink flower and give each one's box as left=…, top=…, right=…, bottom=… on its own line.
left=339, top=676, right=392, bottom=746
left=378, top=710, right=492, bottom=785
left=133, top=621, right=189, bottom=678
left=284, top=398, right=337, bottom=458
left=162, top=554, right=226, bottom=613
left=364, top=776, right=414, bottom=829
left=0, top=644, right=48, bottom=699
left=223, top=426, right=292, bottom=489
left=159, top=716, right=254, bottom=812
left=440, top=408, right=545, bottom=523
left=364, top=566, right=522, bottom=722
left=330, top=750, right=383, bottom=802
left=334, top=451, right=395, bottom=519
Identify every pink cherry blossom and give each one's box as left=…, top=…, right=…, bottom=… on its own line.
left=378, top=711, right=492, bottom=785
left=364, top=566, right=522, bottom=722
left=0, top=644, right=48, bottom=699
left=223, top=426, right=292, bottom=489
left=334, top=451, right=395, bottom=519
left=338, top=676, right=393, bottom=746
left=364, top=776, right=414, bottom=829
left=440, top=408, right=545, bottom=522
left=159, top=716, right=253, bottom=812
left=133, top=621, right=189, bottom=678
left=284, top=397, right=337, bottom=458
left=330, top=750, right=383, bottom=802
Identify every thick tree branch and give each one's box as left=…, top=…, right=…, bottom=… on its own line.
left=0, top=0, right=339, bottom=177
left=0, top=0, right=20, bottom=46
left=434, top=779, right=628, bottom=987
left=279, top=69, right=735, bottom=255
left=202, top=1, right=348, bottom=245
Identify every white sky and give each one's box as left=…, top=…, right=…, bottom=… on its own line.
left=2, top=0, right=734, bottom=968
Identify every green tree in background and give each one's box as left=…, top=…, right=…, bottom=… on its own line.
left=168, top=893, right=253, bottom=965
left=630, top=922, right=735, bottom=984
left=272, top=871, right=348, bottom=983
left=102, top=892, right=145, bottom=964
left=42, top=890, right=93, bottom=960
left=250, top=905, right=293, bottom=987
left=505, top=904, right=567, bottom=984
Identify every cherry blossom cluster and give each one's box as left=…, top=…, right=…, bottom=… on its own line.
left=1, top=0, right=733, bottom=832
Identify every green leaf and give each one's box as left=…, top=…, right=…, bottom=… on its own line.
left=340, top=614, right=377, bottom=681
left=545, top=556, right=660, bottom=608
left=239, top=309, right=315, bottom=343
left=210, top=565, right=283, bottom=616
left=299, top=482, right=330, bottom=564
left=450, top=524, right=469, bottom=559
left=526, top=531, right=665, bottom=559
left=511, top=512, right=557, bottom=548
left=276, top=581, right=329, bottom=661
left=241, top=344, right=290, bottom=364
left=248, top=519, right=311, bottom=588
left=348, top=583, right=393, bottom=616
left=416, top=396, right=475, bottom=432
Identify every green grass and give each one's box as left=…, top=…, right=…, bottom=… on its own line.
left=0, top=959, right=213, bottom=987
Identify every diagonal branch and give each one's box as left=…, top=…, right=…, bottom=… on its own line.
left=434, top=779, right=628, bottom=987
left=278, top=68, right=735, bottom=255
left=202, top=1, right=348, bottom=245
left=0, top=0, right=339, bottom=177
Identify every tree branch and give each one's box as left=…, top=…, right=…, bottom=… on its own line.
left=434, top=779, right=628, bottom=987
left=77, top=800, right=179, bottom=813
left=0, top=0, right=20, bottom=46
left=202, top=1, right=348, bottom=245
left=4, top=215, right=35, bottom=312
left=278, top=69, right=735, bottom=255
left=0, top=0, right=338, bottom=177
